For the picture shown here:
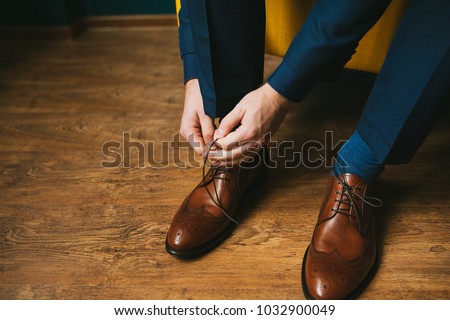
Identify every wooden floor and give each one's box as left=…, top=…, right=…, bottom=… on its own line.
left=0, top=27, right=449, bottom=300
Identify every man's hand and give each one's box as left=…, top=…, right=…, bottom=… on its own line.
left=209, top=83, right=293, bottom=166
left=179, top=79, right=215, bottom=155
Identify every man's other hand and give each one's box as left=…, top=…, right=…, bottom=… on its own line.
left=209, top=83, right=293, bottom=166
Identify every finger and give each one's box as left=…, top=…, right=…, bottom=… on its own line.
left=214, top=126, right=256, bottom=151
left=208, top=141, right=261, bottom=162
left=202, top=139, right=219, bottom=159
left=214, top=106, right=243, bottom=140
left=200, top=115, right=215, bottom=145
left=205, top=153, right=239, bottom=168
left=208, top=150, right=255, bottom=168
left=184, top=128, right=205, bottom=155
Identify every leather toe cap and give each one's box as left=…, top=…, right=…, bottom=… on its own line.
left=303, top=247, right=358, bottom=300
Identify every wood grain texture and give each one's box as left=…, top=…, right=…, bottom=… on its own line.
left=0, top=28, right=449, bottom=300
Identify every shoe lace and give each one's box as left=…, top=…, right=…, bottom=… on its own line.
left=319, top=164, right=383, bottom=234
left=197, top=139, right=239, bottom=224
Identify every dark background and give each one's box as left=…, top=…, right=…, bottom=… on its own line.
left=0, top=0, right=176, bottom=26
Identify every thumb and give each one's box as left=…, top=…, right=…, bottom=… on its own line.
left=214, top=106, right=242, bottom=140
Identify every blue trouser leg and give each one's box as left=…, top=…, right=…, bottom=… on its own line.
left=357, top=0, right=450, bottom=165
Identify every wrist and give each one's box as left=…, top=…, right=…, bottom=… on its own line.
left=263, top=83, right=293, bottom=109
left=185, top=78, right=200, bottom=99
left=185, top=78, right=199, bottom=90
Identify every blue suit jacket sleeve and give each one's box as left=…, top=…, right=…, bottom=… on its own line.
left=178, top=0, right=200, bottom=83
left=268, top=0, right=391, bottom=102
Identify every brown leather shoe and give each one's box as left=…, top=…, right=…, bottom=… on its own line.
left=302, top=173, right=382, bottom=299
left=166, top=149, right=267, bottom=259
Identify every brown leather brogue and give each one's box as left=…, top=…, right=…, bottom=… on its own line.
left=302, top=172, right=382, bottom=299
left=166, top=149, right=267, bottom=259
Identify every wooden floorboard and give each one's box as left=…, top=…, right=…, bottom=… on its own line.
left=0, top=28, right=449, bottom=300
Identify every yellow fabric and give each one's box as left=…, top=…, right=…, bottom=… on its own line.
left=342, top=0, right=410, bottom=72
left=175, top=0, right=410, bottom=73
left=175, top=0, right=180, bottom=26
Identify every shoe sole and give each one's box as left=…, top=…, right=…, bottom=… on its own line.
left=165, top=169, right=268, bottom=259
left=301, top=245, right=379, bottom=300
